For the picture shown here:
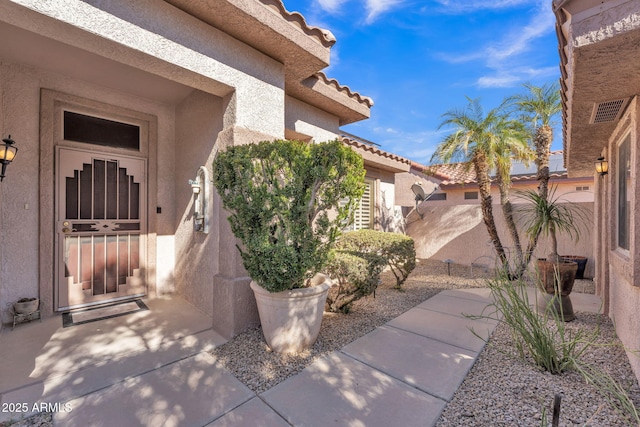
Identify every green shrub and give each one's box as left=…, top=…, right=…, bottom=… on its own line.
left=335, top=230, right=416, bottom=288
left=212, top=139, right=365, bottom=292
left=325, top=251, right=386, bottom=313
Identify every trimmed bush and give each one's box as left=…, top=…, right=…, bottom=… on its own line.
left=212, top=139, right=366, bottom=292
left=325, top=251, right=386, bottom=313
left=336, top=230, right=416, bottom=288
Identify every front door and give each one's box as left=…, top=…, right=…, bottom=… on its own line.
left=56, top=147, right=147, bottom=310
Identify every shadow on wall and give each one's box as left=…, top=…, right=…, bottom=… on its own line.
left=406, top=205, right=483, bottom=259
left=406, top=203, right=595, bottom=278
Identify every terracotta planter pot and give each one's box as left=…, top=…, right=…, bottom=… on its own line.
left=13, top=298, right=39, bottom=315
left=250, top=273, right=331, bottom=354
left=537, top=259, right=578, bottom=296
left=536, top=259, right=578, bottom=322
left=561, top=255, right=588, bottom=279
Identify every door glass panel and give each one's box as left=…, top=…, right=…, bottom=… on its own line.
left=118, top=235, right=129, bottom=286
left=93, top=235, right=105, bottom=295
left=106, top=235, right=118, bottom=293
left=64, top=111, right=140, bottom=150
left=80, top=236, right=92, bottom=290
left=93, top=160, right=105, bottom=219
left=66, top=171, right=79, bottom=220
left=80, top=163, right=93, bottom=219
left=118, top=167, right=129, bottom=219
left=130, top=234, right=139, bottom=274
left=130, top=178, right=140, bottom=220
left=107, top=161, right=118, bottom=219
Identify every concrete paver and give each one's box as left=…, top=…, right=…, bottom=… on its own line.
left=206, top=398, right=290, bottom=427
left=54, top=353, right=254, bottom=427
left=261, top=351, right=447, bottom=427
left=342, top=325, right=476, bottom=401
left=387, top=306, right=496, bottom=352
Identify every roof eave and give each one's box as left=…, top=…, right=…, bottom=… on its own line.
left=554, top=0, right=640, bottom=177
left=288, top=73, right=373, bottom=125
left=164, top=0, right=334, bottom=82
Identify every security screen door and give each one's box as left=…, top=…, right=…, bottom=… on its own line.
left=56, top=147, right=146, bottom=310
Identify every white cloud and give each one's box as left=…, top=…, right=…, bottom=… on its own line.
left=433, top=0, right=533, bottom=13
left=437, top=0, right=556, bottom=88
left=365, top=0, right=404, bottom=24
left=313, top=0, right=403, bottom=24
left=316, top=0, right=349, bottom=13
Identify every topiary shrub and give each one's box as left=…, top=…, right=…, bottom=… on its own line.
left=212, top=139, right=366, bottom=293
left=325, top=250, right=386, bottom=313
left=335, top=230, right=416, bottom=289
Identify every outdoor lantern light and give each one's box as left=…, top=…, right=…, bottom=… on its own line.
left=0, top=135, right=18, bottom=182
left=188, top=166, right=209, bottom=233
left=595, top=156, right=608, bottom=176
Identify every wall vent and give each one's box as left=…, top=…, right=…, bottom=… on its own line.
left=590, top=99, right=628, bottom=124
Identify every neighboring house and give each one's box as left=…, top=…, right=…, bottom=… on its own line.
left=553, top=1, right=640, bottom=381
left=399, top=153, right=595, bottom=275
left=0, top=0, right=374, bottom=338
left=340, top=134, right=411, bottom=233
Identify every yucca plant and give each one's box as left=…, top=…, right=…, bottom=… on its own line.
left=517, top=187, right=584, bottom=264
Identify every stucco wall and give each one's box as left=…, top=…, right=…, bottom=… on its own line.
left=173, top=90, right=224, bottom=317
left=3, top=0, right=286, bottom=137
left=406, top=197, right=595, bottom=278
left=285, top=95, right=339, bottom=142
left=599, top=96, right=640, bottom=382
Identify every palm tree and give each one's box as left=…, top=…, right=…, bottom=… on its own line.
left=508, top=82, right=561, bottom=200
left=493, top=119, right=534, bottom=273
left=433, top=97, right=530, bottom=271
left=508, top=82, right=561, bottom=270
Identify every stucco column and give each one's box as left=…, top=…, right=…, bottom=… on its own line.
left=211, top=118, right=283, bottom=339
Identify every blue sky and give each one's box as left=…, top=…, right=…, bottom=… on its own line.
left=281, top=0, right=561, bottom=165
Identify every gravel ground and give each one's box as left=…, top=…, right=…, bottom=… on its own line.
left=4, top=259, right=637, bottom=426
left=211, top=259, right=640, bottom=426
left=209, top=258, right=489, bottom=394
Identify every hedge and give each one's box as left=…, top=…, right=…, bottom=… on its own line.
left=325, top=250, right=386, bottom=313
left=335, top=230, right=416, bottom=289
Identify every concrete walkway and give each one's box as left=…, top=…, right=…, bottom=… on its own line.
left=0, top=288, right=602, bottom=427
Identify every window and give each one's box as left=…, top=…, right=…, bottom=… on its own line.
left=429, top=193, right=447, bottom=201
left=617, top=135, right=631, bottom=250
left=575, top=186, right=590, bottom=191
left=64, top=111, right=140, bottom=150
left=464, top=191, right=478, bottom=200
left=342, top=178, right=375, bottom=231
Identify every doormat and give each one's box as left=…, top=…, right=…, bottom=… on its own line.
left=62, top=299, right=148, bottom=328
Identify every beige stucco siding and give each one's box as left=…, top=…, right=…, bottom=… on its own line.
left=173, top=90, right=224, bottom=317
left=2, top=0, right=286, bottom=137
left=285, top=95, right=340, bottom=142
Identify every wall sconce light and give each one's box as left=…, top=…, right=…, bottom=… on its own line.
left=595, top=156, right=608, bottom=176
left=188, top=166, right=209, bottom=233
left=0, top=135, right=18, bottom=182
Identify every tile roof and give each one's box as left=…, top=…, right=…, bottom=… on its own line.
left=316, top=72, right=374, bottom=108
left=341, top=136, right=411, bottom=165
left=413, top=151, right=569, bottom=186
left=266, top=0, right=337, bottom=48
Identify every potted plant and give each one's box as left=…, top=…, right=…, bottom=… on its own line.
left=13, top=297, right=39, bottom=315
left=519, top=188, right=585, bottom=321
left=213, top=139, right=365, bottom=353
